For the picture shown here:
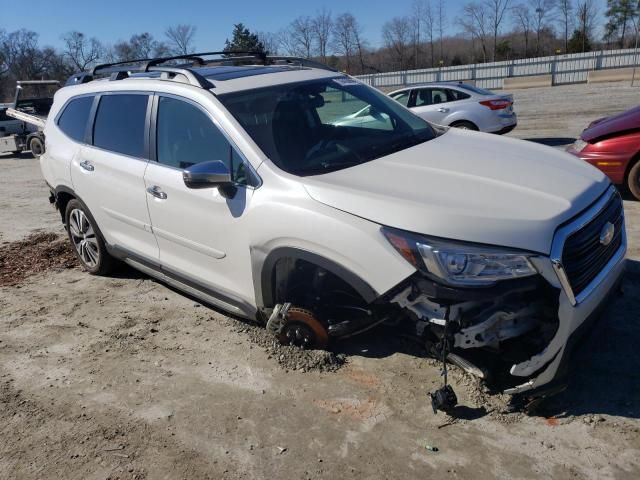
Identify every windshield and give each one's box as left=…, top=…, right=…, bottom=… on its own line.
left=219, top=77, right=435, bottom=176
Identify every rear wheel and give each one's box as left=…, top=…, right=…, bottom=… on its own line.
left=628, top=160, right=640, bottom=200
left=29, top=136, right=44, bottom=157
left=65, top=199, right=115, bottom=275
left=451, top=121, right=478, bottom=131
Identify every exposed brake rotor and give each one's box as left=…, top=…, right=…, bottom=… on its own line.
left=277, top=307, right=329, bottom=350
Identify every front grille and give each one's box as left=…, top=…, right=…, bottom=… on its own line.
left=562, top=192, right=624, bottom=296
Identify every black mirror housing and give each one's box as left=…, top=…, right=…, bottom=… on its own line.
left=183, top=160, right=233, bottom=189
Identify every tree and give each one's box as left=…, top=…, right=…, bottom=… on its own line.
left=256, top=31, right=281, bottom=55
left=576, top=0, right=598, bottom=52
left=605, top=0, right=638, bottom=48
left=224, top=23, right=265, bottom=54
left=112, top=33, right=169, bottom=61
left=485, top=0, right=512, bottom=61
left=311, top=8, right=332, bottom=62
left=410, top=0, right=423, bottom=68
left=568, top=28, right=592, bottom=51
left=532, top=0, right=556, bottom=55
left=333, top=13, right=365, bottom=73
left=436, top=0, right=447, bottom=61
left=382, top=17, right=412, bottom=70
left=165, top=24, right=196, bottom=55
left=421, top=0, right=436, bottom=66
left=289, top=16, right=314, bottom=58
left=512, top=4, right=534, bottom=56
left=459, top=2, right=491, bottom=62
left=558, top=0, right=574, bottom=52
left=61, top=31, right=103, bottom=71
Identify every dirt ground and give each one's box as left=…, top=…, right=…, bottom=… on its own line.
left=1, top=81, right=640, bottom=480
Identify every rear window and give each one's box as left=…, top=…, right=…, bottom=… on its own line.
left=57, top=96, right=94, bottom=142
left=93, top=94, right=148, bottom=157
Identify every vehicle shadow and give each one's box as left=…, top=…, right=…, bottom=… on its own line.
left=530, top=259, right=640, bottom=420
left=523, top=137, right=576, bottom=147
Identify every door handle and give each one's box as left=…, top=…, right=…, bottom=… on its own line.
left=79, top=160, right=94, bottom=172
left=437, top=107, right=449, bottom=113
left=146, top=185, right=167, bottom=200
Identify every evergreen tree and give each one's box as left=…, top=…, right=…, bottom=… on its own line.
left=604, top=0, right=639, bottom=47
left=223, top=24, right=266, bottom=54
left=568, top=28, right=592, bottom=52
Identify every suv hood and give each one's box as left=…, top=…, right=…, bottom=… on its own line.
left=582, top=105, right=640, bottom=142
left=301, top=129, right=609, bottom=254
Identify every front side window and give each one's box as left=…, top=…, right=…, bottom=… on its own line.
left=219, top=78, right=435, bottom=176
left=57, top=96, right=94, bottom=142
left=93, top=94, right=148, bottom=157
left=155, top=96, right=250, bottom=185
left=415, top=88, right=449, bottom=107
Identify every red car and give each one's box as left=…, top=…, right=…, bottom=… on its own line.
left=567, top=105, right=640, bottom=200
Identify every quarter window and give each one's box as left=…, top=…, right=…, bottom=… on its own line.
left=57, top=96, right=93, bottom=142
left=93, top=94, right=148, bottom=157
left=155, top=96, right=250, bottom=185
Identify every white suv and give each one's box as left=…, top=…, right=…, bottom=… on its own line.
left=40, top=53, right=626, bottom=403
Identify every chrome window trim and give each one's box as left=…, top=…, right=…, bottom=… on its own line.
left=550, top=185, right=626, bottom=306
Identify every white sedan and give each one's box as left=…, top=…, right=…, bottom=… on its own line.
left=388, top=83, right=517, bottom=134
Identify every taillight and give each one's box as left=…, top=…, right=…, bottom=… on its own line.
left=479, top=99, right=512, bottom=110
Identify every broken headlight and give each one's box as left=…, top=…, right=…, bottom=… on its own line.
left=383, top=227, right=537, bottom=286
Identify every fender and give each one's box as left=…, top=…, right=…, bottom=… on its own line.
left=254, top=246, right=379, bottom=309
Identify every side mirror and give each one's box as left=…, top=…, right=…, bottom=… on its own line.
left=183, top=160, right=233, bottom=189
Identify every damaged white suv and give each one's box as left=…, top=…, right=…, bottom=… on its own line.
left=40, top=52, right=626, bottom=404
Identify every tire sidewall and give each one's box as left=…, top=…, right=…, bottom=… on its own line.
left=628, top=161, right=640, bottom=201
left=64, top=198, right=111, bottom=275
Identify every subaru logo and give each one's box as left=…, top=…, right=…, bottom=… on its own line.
left=599, top=222, right=615, bottom=246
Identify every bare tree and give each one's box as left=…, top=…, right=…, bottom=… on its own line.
left=382, top=16, right=413, bottom=70
left=576, top=0, right=598, bottom=52
left=532, top=0, right=556, bottom=55
left=436, top=0, right=447, bottom=62
left=289, top=16, right=314, bottom=58
left=164, top=24, right=196, bottom=55
left=485, top=0, right=512, bottom=60
left=112, top=33, right=168, bottom=61
left=558, top=0, right=574, bottom=52
left=459, top=2, right=491, bottom=62
left=512, top=4, right=534, bottom=56
left=421, top=0, right=436, bottom=66
left=256, top=31, right=281, bottom=55
left=311, top=8, right=332, bottom=62
left=61, top=31, right=103, bottom=71
left=410, top=0, right=423, bottom=68
left=332, top=13, right=359, bottom=72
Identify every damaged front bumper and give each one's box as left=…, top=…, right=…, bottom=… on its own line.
left=390, top=186, right=627, bottom=398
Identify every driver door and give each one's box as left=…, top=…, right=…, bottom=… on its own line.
left=143, top=94, right=258, bottom=313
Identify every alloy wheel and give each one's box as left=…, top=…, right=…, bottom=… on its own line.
left=68, top=208, right=100, bottom=268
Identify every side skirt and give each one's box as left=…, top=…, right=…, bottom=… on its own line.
left=107, top=245, right=257, bottom=320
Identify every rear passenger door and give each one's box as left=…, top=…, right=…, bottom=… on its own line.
left=70, top=92, right=159, bottom=261
left=143, top=94, right=258, bottom=314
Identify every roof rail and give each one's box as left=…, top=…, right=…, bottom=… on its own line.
left=64, top=50, right=337, bottom=88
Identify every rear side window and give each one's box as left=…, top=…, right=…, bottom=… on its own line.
left=155, top=96, right=249, bottom=184
left=448, top=89, right=471, bottom=101
left=57, top=96, right=93, bottom=142
left=93, top=94, right=148, bottom=157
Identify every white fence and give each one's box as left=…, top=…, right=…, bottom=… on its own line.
left=356, top=48, right=640, bottom=89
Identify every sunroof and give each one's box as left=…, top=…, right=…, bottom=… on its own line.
left=195, top=65, right=292, bottom=81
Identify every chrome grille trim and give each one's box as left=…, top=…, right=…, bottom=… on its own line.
left=550, top=186, right=626, bottom=306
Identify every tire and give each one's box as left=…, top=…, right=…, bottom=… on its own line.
left=451, top=121, right=478, bottom=131
left=65, top=199, right=115, bottom=275
left=29, top=136, right=44, bottom=157
left=628, top=160, right=640, bottom=201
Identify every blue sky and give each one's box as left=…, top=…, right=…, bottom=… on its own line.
left=2, top=0, right=606, bottom=51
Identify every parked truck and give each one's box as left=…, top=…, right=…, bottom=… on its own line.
left=0, top=80, right=59, bottom=157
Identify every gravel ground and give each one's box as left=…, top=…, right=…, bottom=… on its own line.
left=1, top=81, right=639, bottom=480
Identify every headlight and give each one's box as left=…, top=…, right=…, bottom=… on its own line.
left=383, top=227, right=537, bottom=286
left=572, top=139, right=588, bottom=152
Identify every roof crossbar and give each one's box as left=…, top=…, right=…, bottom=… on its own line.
left=65, top=50, right=337, bottom=88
